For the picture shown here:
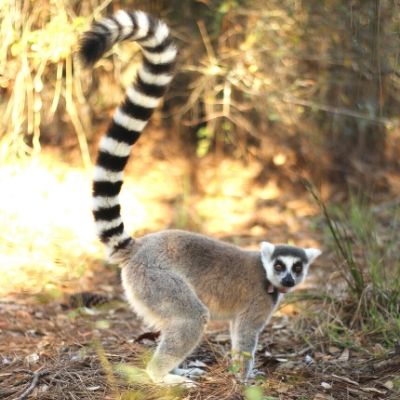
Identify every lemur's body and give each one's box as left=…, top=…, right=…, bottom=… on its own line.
left=80, top=10, right=321, bottom=385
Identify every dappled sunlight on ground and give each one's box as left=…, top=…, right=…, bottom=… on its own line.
left=0, top=149, right=320, bottom=297
left=0, top=155, right=100, bottom=296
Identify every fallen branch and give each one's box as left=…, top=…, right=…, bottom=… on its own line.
left=372, top=356, right=400, bottom=371
left=16, top=369, right=49, bottom=400
left=331, top=373, right=359, bottom=386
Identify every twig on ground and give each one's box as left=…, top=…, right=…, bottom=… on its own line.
left=16, top=369, right=49, bottom=400
left=372, top=356, right=400, bottom=371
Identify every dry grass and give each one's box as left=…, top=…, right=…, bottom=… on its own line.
left=0, top=0, right=102, bottom=164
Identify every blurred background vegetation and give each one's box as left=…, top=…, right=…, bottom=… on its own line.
left=1, top=0, right=399, bottom=192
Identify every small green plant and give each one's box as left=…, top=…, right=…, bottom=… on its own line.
left=229, top=350, right=252, bottom=376
left=322, top=322, right=359, bottom=350
left=393, top=377, right=400, bottom=393
left=244, top=386, right=264, bottom=400
left=305, top=180, right=400, bottom=346
left=244, top=385, right=278, bottom=400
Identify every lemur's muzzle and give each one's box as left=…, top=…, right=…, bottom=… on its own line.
left=281, top=274, right=295, bottom=287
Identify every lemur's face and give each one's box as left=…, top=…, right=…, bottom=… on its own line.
left=260, top=242, right=321, bottom=293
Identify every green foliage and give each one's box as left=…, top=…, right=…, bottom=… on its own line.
left=244, top=386, right=264, bottom=400
left=196, top=126, right=213, bottom=158
left=393, top=377, right=400, bottom=392
left=95, top=319, right=111, bottom=330
left=244, top=385, right=278, bottom=400
left=114, top=364, right=151, bottom=385
left=322, top=322, right=361, bottom=350
left=305, top=181, right=364, bottom=296
left=35, top=285, right=63, bottom=304
left=306, top=181, right=400, bottom=346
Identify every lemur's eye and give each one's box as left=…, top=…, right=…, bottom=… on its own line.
left=293, top=262, right=303, bottom=274
left=274, top=261, right=285, bottom=272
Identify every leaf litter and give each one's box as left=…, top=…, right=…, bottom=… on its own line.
left=1, top=151, right=399, bottom=399
left=1, top=272, right=399, bottom=400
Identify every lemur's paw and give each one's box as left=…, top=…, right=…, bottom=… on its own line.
left=151, top=373, right=197, bottom=388
left=245, top=369, right=266, bottom=382
left=233, top=369, right=266, bottom=384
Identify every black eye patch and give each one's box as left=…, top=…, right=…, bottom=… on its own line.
left=273, top=259, right=286, bottom=272
left=292, top=261, right=303, bottom=274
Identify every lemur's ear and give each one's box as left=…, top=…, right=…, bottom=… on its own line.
left=305, top=248, right=322, bottom=264
left=260, top=242, right=275, bottom=260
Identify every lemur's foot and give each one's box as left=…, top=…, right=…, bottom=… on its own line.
left=234, top=368, right=266, bottom=384
left=243, top=369, right=266, bottom=382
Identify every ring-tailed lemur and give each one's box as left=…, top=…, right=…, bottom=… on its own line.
left=79, top=10, right=321, bottom=385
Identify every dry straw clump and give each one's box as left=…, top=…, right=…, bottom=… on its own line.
left=0, top=0, right=115, bottom=165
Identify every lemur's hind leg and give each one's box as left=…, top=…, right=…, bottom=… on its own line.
left=122, top=266, right=209, bottom=384
left=147, top=315, right=208, bottom=384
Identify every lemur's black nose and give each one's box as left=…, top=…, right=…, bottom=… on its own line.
left=282, top=274, right=295, bottom=287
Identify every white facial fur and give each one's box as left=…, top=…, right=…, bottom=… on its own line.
left=260, top=242, right=321, bottom=290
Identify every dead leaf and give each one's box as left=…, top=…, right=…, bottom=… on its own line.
left=328, top=346, right=340, bottom=354
left=277, top=383, right=290, bottom=393
left=278, top=304, right=298, bottom=316
left=382, top=380, right=394, bottom=390
left=214, top=333, right=230, bottom=343
left=0, top=321, right=9, bottom=329
left=321, top=382, right=332, bottom=390
left=315, top=352, right=333, bottom=361
left=373, top=343, right=385, bottom=354
left=276, top=361, right=297, bottom=372
left=87, top=386, right=101, bottom=391
left=25, top=353, right=40, bottom=365
left=16, top=310, right=32, bottom=320
left=338, top=348, right=350, bottom=362
left=272, top=324, right=286, bottom=330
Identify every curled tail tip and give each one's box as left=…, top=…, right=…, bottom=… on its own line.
left=79, top=31, right=109, bottom=67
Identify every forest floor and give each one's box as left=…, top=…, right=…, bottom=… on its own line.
left=1, top=132, right=399, bottom=399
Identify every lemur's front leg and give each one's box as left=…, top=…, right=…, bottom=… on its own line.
left=230, top=314, right=266, bottom=381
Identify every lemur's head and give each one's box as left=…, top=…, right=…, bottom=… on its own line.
left=260, top=242, right=321, bottom=293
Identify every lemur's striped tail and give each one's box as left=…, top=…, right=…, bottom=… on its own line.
left=79, top=10, right=177, bottom=262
